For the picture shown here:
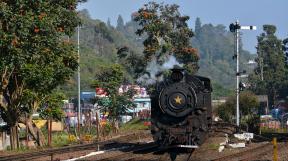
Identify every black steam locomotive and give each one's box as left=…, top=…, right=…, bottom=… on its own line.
left=150, top=66, right=212, bottom=149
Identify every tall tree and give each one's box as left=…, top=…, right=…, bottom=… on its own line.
left=283, top=38, right=288, bottom=64
left=0, top=0, right=83, bottom=149
left=116, top=15, right=125, bottom=31
left=279, top=37, right=288, bottom=100
left=248, top=25, right=288, bottom=107
left=195, top=17, right=201, bottom=38
left=107, top=18, right=112, bottom=28
left=91, top=64, right=135, bottom=133
left=134, top=2, right=199, bottom=74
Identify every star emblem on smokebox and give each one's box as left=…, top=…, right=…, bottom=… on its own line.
left=174, top=95, right=182, bottom=104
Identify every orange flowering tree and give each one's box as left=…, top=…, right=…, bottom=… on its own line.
left=134, top=2, right=199, bottom=73
left=0, top=0, right=85, bottom=149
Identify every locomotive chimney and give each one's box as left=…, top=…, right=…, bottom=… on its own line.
left=170, top=65, right=184, bottom=82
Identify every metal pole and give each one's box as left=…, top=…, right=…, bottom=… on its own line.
left=236, top=20, right=240, bottom=127
left=77, top=26, right=81, bottom=132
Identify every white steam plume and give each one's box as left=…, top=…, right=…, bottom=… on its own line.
left=137, top=55, right=182, bottom=86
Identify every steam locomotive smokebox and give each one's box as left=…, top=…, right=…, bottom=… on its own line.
left=150, top=67, right=212, bottom=149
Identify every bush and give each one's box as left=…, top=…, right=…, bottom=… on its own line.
left=120, top=118, right=149, bottom=131
left=216, top=91, right=260, bottom=132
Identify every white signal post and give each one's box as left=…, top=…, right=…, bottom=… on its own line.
left=230, top=20, right=256, bottom=127
left=240, top=26, right=257, bottom=30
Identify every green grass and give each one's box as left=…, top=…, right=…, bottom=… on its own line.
left=51, top=131, right=71, bottom=147
left=260, top=127, right=288, bottom=134
left=6, top=145, right=30, bottom=152
left=120, top=119, right=150, bottom=132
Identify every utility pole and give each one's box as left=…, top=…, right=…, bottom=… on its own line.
left=77, top=25, right=81, bottom=133
left=229, top=21, right=256, bottom=127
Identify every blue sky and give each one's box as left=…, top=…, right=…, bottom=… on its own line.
left=77, top=0, right=287, bottom=53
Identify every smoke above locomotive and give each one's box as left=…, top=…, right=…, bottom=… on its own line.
left=137, top=55, right=183, bottom=86
left=149, top=59, right=213, bottom=150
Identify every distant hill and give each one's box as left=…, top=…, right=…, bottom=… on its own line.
left=59, top=11, right=254, bottom=99
left=192, top=19, right=254, bottom=88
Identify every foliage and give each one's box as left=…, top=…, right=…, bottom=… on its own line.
left=216, top=91, right=259, bottom=129
left=216, top=98, right=235, bottom=123
left=116, top=15, right=125, bottom=32
left=102, top=122, right=112, bottom=136
left=91, top=64, right=136, bottom=121
left=57, top=10, right=254, bottom=97
left=59, top=10, right=144, bottom=95
left=248, top=25, right=288, bottom=106
left=192, top=19, right=253, bottom=88
left=120, top=118, right=149, bottom=132
left=283, top=38, right=288, bottom=64
left=39, top=92, right=66, bottom=121
left=92, top=64, right=124, bottom=95
left=116, top=47, right=146, bottom=80
left=212, top=82, right=233, bottom=99
left=0, top=0, right=81, bottom=127
left=41, top=129, right=75, bottom=147
left=0, top=1, right=83, bottom=149
left=52, top=131, right=71, bottom=147
left=134, top=2, right=199, bottom=74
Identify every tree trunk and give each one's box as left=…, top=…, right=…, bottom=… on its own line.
left=112, top=119, right=119, bottom=134
left=26, top=119, right=45, bottom=146
left=47, top=119, right=52, bottom=147
left=9, top=124, right=19, bottom=150
left=96, top=110, right=100, bottom=140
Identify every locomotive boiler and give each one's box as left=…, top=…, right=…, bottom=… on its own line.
left=150, top=66, right=212, bottom=149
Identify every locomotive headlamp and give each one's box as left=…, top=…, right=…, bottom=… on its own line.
left=171, top=65, right=184, bottom=82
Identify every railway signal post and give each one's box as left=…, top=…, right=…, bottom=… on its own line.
left=229, top=21, right=256, bottom=127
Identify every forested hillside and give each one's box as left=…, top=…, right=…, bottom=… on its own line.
left=192, top=18, right=254, bottom=88
left=60, top=10, right=254, bottom=98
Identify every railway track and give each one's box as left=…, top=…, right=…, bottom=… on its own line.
left=0, top=132, right=150, bottom=161
left=2, top=122, right=285, bottom=161
left=85, top=141, right=197, bottom=161
left=210, top=142, right=271, bottom=161
left=90, top=142, right=158, bottom=161
left=0, top=140, right=115, bottom=161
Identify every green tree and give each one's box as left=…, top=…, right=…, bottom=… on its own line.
left=279, top=38, right=288, bottom=100
left=116, top=15, right=125, bottom=31
left=216, top=91, right=259, bottom=132
left=134, top=2, right=199, bottom=74
left=39, top=92, right=65, bottom=121
left=195, top=17, right=201, bottom=39
left=248, top=25, right=288, bottom=107
left=284, top=38, right=288, bottom=64
left=116, top=47, right=145, bottom=81
left=107, top=18, right=112, bottom=28
left=91, top=64, right=136, bottom=133
left=212, top=82, right=233, bottom=99
left=0, top=0, right=83, bottom=149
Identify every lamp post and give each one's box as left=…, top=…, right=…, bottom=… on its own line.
left=76, top=25, right=94, bottom=133
left=229, top=20, right=256, bottom=127
left=77, top=25, right=81, bottom=132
